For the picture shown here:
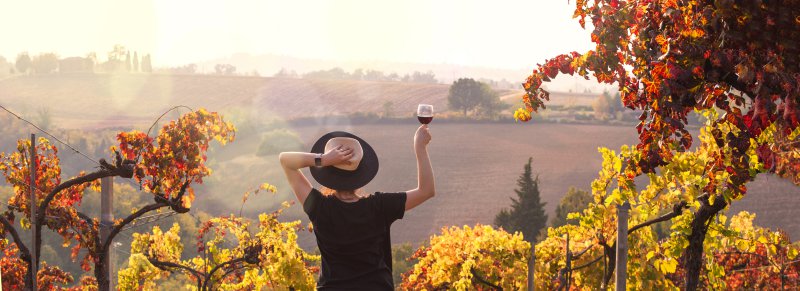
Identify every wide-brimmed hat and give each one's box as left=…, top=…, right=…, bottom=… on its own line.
left=309, top=131, right=379, bottom=190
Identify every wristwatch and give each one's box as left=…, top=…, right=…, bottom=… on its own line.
left=314, top=153, right=322, bottom=167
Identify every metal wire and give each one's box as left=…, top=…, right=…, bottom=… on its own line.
left=0, top=104, right=101, bottom=166
left=728, top=258, right=800, bottom=273
left=121, top=211, right=178, bottom=232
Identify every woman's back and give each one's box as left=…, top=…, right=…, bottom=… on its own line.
left=304, top=188, right=406, bottom=290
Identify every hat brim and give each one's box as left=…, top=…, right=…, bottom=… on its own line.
left=309, top=131, right=378, bottom=191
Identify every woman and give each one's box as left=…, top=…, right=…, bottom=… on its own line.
left=279, top=125, right=435, bottom=290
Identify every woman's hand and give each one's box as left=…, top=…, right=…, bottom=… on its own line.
left=414, top=125, right=432, bottom=149
left=321, top=145, right=354, bottom=167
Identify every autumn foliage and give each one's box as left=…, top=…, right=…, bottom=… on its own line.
left=700, top=212, right=800, bottom=289
left=117, top=108, right=236, bottom=210
left=527, top=129, right=800, bottom=289
left=401, top=224, right=530, bottom=290
left=519, top=0, right=800, bottom=182
left=117, top=202, right=319, bottom=290
left=1, top=138, right=102, bottom=289
left=517, top=0, right=800, bottom=289
left=1, top=109, right=235, bottom=289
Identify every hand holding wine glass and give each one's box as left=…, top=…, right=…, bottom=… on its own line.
left=414, top=119, right=432, bottom=149
left=417, top=104, right=433, bottom=124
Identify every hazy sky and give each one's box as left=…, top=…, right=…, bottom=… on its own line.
left=0, top=0, right=593, bottom=70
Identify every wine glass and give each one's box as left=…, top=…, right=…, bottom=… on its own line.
left=417, top=104, right=433, bottom=124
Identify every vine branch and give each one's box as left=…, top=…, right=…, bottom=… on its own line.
left=0, top=214, right=31, bottom=260
left=148, top=258, right=204, bottom=288
left=470, top=267, right=502, bottom=290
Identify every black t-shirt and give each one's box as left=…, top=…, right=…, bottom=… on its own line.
left=303, top=188, right=407, bottom=290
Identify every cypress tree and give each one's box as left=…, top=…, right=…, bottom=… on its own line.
left=494, top=157, right=547, bottom=242
left=125, top=51, right=132, bottom=71
left=133, top=51, right=139, bottom=72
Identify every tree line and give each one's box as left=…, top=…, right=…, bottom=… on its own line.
left=6, top=45, right=153, bottom=75
left=279, top=66, right=438, bottom=84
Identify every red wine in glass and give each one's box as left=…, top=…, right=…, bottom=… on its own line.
left=417, top=104, right=433, bottom=124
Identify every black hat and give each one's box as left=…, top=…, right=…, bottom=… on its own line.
left=309, top=131, right=379, bottom=190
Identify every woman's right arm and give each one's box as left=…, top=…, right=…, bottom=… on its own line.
left=279, top=147, right=353, bottom=204
left=405, top=125, right=435, bottom=211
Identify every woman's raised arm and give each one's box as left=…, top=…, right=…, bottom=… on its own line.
left=405, top=125, right=435, bottom=211
left=279, top=146, right=353, bottom=204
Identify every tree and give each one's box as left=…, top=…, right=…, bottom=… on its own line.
left=610, top=91, right=622, bottom=116
left=125, top=51, right=132, bottom=72
left=551, top=187, right=592, bottom=228
left=351, top=68, right=364, bottom=80
left=592, top=91, right=612, bottom=120
left=108, top=45, right=127, bottom=62
left=273, top=68, right=297, bottom=78
left=448, top=78, right=489, bottom=117
left=494, top=157, right=547, bottom=243
left=35, top=107, right=52, bottom=131
left=15, top=53, right=31, bottom=74
left=382, top=101, right=394, bottom=118
left=141, top=54, right=153, bottom=73
left=304, top=67, right=349, bottom=80
left=401, top=225, right=529, bottom=290
left=133, top=51, right=139, bottom=72
left=0, top=56, right=11, bottom=77
left=411, top=71, right=437, bottom=83
left=30, top=53, right=59, bottom=74
left=169, top=64, right=197, bottom=74
left=86, top=52, right=97, bottom=71
left=214, top=64, right=236, bottom=75
left=516, top=1, right=800, bottom=289
left=477, top=83, right=510, bottom=119
left=0, top=109, right=236, bottom=290
left=363, top=69, right=385, bottom=81
left=101, top=45, right=128, bottom=73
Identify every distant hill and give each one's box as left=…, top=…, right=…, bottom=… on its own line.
left=0, top=74, right=453, bottom=129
